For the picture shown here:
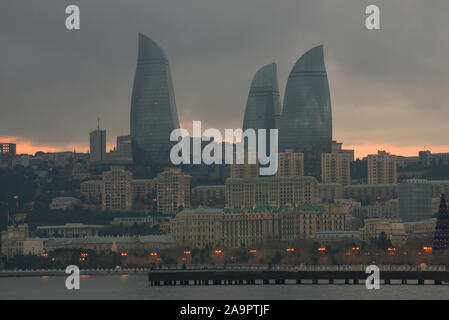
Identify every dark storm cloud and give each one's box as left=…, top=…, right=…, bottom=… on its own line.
left=0, top=0, right=448, bottom=152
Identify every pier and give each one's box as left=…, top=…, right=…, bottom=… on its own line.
left=148, top=265, right=449, bottom=286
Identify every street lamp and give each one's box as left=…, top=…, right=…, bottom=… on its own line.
left=317, top=247, right=326, bottom=253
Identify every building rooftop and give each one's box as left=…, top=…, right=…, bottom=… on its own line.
left=45, top=234, right=174, bottom=244
left=344, top=184, right=397, bottom=188
left=226, top=176, right=317, bottom=182
left=37, top=223, right=104, bottom=230
left=178, top=206, right=223, bottom=214
left=311, top=231, right=360, bottom=236
left=51, top=197, right=80, bottom=201
left=402, top=218, right=437, bottom=225
left=192, top=185, right=225, bottom=189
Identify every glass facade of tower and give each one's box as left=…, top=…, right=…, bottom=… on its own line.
left=130, top=33, right=180, bottom=165
left=279, top=45, right=332, bottom=177
left=242, top=63, right=281, bottom=137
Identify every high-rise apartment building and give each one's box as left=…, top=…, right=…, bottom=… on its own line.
left=102, top=166, right=133, bottom=212
left=80, top=180, right=103, bottom=201
left=230, top=150, right=305, bottom=178
left=331, top=140, right=354, bottom=162
left=116, top=135, right=133, bottom=159
left=0, top=143, right=16, bottom=168
left=132, top=179, right=157, bottom=201
left=0, top=143, right=16, bottom=156
left=230, top=151, right=259, bottom=179
left=321, top=152, right=351, bottom=185
left=156, top=168, right=191, bottom=214
left=277, top=150, right=304, bottom=177
left=89, top=123, right=106, bottom=162
left=81, top=178, right=157, bottom=203
left=367, top=151, right=397, bottom=184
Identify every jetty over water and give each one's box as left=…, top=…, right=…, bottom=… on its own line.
left=148, top=264, right=449, bottom=286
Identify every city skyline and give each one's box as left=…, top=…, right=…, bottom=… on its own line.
left=1, top=1, right=449, bottom=158
left=3, top=1, right=449, bottom=303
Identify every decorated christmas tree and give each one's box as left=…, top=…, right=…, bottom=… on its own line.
left=432, top=194, right=449, bottom=251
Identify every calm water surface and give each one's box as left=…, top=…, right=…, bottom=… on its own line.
left=1, top=275, right=449, bottom=299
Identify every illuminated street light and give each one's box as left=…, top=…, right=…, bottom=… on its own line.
left=387, top=247, right=396, bottom=254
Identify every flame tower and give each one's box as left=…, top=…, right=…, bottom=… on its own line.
left=279, top=45, right=332, bottom=177
left=130, top=33, right=180, bottom=166
left=242, top=63, right=281, bottom=152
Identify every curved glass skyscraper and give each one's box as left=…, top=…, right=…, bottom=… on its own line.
left=130, top=33, right=180, bottom=165
left=279, top=45, right=332, bottom=177
left=242, top=63, right=281, bottom=152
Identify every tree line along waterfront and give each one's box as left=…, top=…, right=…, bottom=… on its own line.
left=2, top=236, right=449, bottom=270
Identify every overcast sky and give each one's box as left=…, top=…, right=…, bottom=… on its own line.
left=1, top=0, right=448, bottom=157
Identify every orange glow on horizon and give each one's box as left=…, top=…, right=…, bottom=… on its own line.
left=0, top=136, right=114, bottom=155
left=4, top=135, right=449, bottom=160
left=345, top=144, right=449, bottom=159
